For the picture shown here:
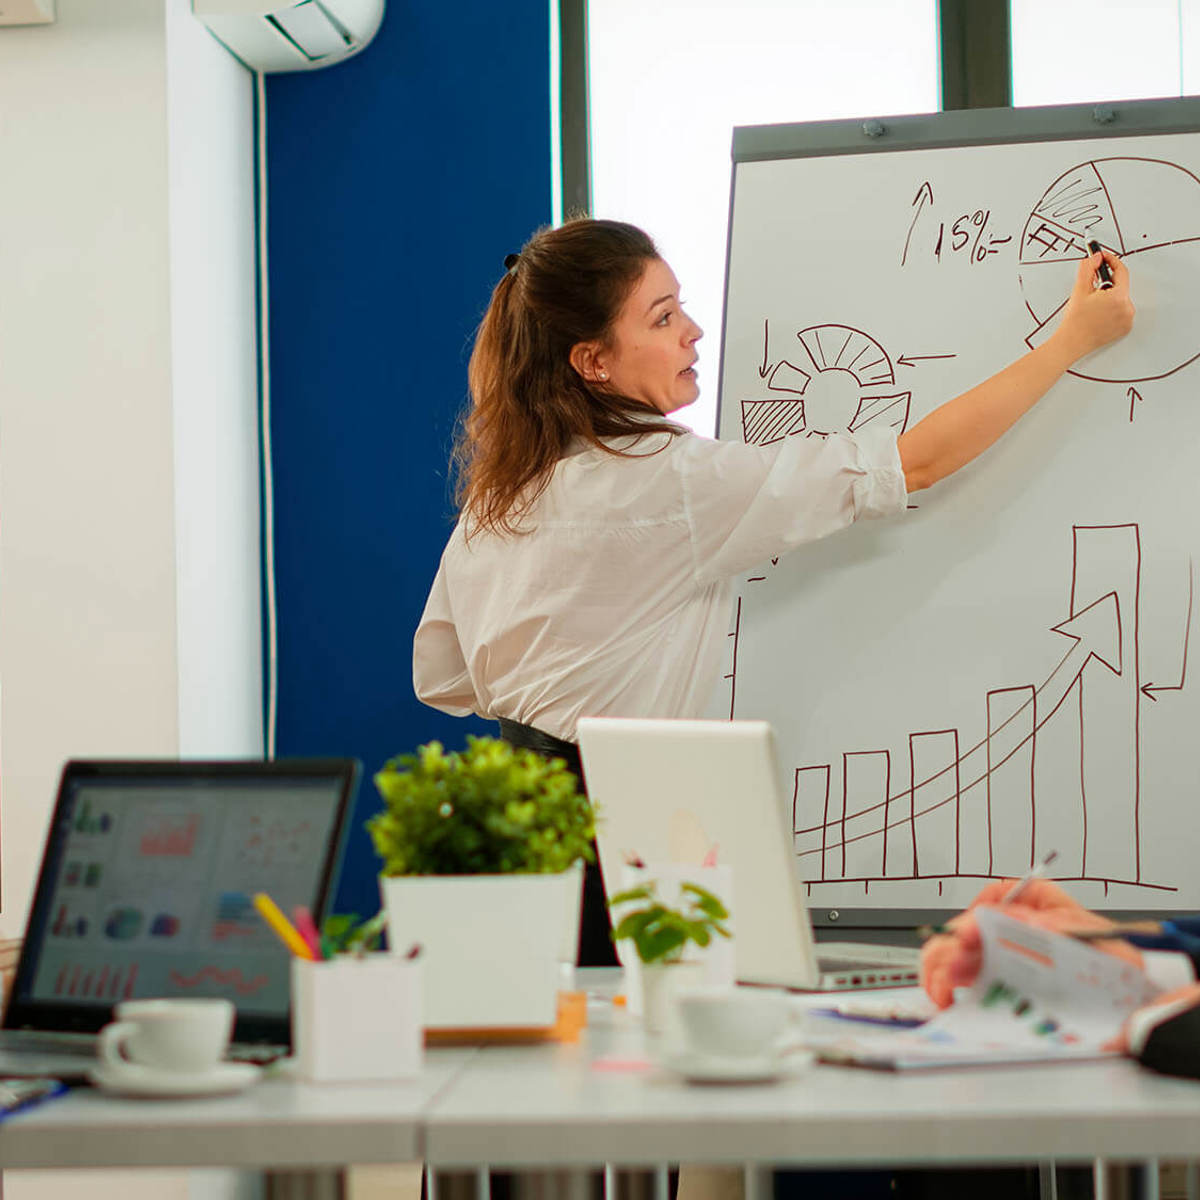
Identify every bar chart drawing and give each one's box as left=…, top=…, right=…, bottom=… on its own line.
left=766, top=523, right=1184, bottom=897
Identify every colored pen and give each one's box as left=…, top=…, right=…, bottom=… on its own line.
left=1087, top=239, right=1114, bottom=289
left=1066, top=921, right=1171, bottom=942
left=253, top=892, right=316, bottom=960
left=291, top=905, right=325, bottom=961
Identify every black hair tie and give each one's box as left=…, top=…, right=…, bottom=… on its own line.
left=504, top=253, right=521, bottom=275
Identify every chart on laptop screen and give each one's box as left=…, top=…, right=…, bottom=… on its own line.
left=27, top=779, right=340, bottom=1015
left=715, top=104, right=1200, bottom=913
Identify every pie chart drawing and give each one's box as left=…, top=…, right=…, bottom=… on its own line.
left=740, top=323, right=911, bottom=446
left=1019, top=157, right=1200, bottom=384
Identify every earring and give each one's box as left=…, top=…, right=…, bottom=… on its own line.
left=598, top=371, right=608, bottom=381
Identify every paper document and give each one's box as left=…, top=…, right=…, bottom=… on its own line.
left=810, top=909, right=1160, bottom=1070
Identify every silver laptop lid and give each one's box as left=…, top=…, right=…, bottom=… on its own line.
left=578, top=717, right=821, bottom=989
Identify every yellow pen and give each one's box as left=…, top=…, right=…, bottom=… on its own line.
left=253, top=892, right=316, bottom=960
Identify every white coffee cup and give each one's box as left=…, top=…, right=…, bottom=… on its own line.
left=675, top=985, right=797, bottom=1060
left=99, top=998, right=234, bottom=1076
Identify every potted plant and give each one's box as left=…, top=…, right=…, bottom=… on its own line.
left=609, top=877, right=731, bottom=1036
left=367, top=736, right=594, bottom=1029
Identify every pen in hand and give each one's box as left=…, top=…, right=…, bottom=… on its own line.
left=1087, top=240, right=1114, bottom=289
left=1002, top=848, right=1059, bottom=906
left=916, top=850, right=1061, bottom=941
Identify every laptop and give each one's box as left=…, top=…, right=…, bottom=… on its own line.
left=576, top=718, right=919, bottom=992
left=0, top=757, right=360, bottom=1079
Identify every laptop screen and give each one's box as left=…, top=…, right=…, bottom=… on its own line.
left=4, top=759, right=359, bottom=1046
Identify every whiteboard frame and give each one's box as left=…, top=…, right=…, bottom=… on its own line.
left=717, top=96, right=1200, bottom=933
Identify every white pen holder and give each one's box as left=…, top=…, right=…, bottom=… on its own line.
left=291, top=955, right=423, bottom=1082
left=612, top=862, right=735, bottom=1019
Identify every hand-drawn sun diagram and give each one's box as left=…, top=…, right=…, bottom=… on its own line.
left=1020, top=156, right=1200, bottom=384
left=740, top=324, right=912, bottom=446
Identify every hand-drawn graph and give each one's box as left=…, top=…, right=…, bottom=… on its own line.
left=741, top=322, right=912, bottom=444
left=1020, top=157, right=1200, bottom=383
left=765, top=523, right=1191, bottom=897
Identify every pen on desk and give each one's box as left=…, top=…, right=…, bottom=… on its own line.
left=253, top=892, right=316, bottom=960
left=0, top=1078, right=69, bottom=1123
left=291, top=905, right=325, bottom=961
left=1087, top=239, right=1114, bottom=289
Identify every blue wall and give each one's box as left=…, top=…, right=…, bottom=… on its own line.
left=265, top=1, right=551, bottom=919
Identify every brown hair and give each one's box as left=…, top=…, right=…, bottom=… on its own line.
left=454, top=217, right=681, bottom=537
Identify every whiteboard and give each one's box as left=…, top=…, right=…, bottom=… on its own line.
left=715, top=100, right=1200, bottom=915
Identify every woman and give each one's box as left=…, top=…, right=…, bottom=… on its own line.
left=414, top=217, right=1133, bottom=967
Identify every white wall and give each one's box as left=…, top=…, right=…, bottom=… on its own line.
left=0, top=1, right=262, bottom=1195
left=0, top=0, right=262, bottom=945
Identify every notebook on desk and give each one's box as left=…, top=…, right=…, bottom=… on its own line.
left=576, top=717, right=919, bottom=992
left=0, top=758, right=360, bottom=1079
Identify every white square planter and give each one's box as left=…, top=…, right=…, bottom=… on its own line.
left=380, top=866, right=581, bottom=1029
left=291, top=954, right=423, bottom=1081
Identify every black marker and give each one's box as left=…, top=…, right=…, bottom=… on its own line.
left=1086, top=239, right=1114, bottom=289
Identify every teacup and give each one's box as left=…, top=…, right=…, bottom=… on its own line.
left=675, top=985, right=797, bottom=1060
left=98, top=997, right=234, bottom=1076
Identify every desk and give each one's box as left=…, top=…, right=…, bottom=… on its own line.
left=2, top=1002, right=1199, bottom=1198
left=0, top=1049, right=476, bottom=1172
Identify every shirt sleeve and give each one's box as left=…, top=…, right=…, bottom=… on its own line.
left=679, top=426, right=908, bottom=584
left=1131, top=997, right=1200, bottom=1078
left=412, top=561, right=479, bottom=716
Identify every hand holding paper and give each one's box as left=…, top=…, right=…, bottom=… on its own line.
left=818, top=908, right=1159, bottom=1070
left=921, top=878, right=1142, bottom=1008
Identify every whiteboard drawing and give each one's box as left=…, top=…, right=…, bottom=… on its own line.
left=1020, top=157, right=1200, bottom=383
left=781, top=526, right=1191, bottom=899
left=717, top=127, right=1200, bottom=909
left=741, top=321, right=913, bottom=444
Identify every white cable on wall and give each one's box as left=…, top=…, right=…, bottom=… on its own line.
left=256, top=68, right=279, bottom=761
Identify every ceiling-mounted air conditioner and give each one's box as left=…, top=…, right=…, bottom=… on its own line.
left=193, top=0, right=384, bottom=73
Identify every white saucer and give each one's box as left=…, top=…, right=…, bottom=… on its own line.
left=88, top=1060, right=262, bottom=1099
left=660, top=1047, right=814, bottom=1084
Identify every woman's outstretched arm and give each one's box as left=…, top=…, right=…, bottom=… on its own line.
left=898, top=249, right=1134, bottom=492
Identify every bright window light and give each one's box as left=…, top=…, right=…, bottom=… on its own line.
left=1011, top=0, right=1184, bottom=105
left=587, top=1, right=939, bottom=435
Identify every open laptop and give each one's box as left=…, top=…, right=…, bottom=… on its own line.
left=0, top=757, right=360, bottom=1079
left=577, top=718, right=919, bottom=992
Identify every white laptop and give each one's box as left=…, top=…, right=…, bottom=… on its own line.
left=577, top=717, right=919, bottom=992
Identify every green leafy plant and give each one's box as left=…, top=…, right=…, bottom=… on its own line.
left=320, top=911, right=386, bottom=957
left=608, top=878, right=731, bottom=965
left=367, top=736, right=595, bottom=876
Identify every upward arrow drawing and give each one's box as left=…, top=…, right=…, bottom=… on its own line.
left=797, top=592, right=1124, bottom=850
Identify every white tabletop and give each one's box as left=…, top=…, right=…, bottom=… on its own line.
left=422, top=1001, right=1200, bottom=1170
left=0, top=1049, right=477, bottom=1171
left=5, top=991, right=1200, bottom=1174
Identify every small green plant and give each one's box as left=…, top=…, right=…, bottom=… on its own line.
left=367, top=736, right=595, bottom=876
left=320, top=911, right=386, bottom=958
left=608, top=878, right=731, bottom=966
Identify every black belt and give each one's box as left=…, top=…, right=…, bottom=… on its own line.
left=496, top=718, right=583, bottom=782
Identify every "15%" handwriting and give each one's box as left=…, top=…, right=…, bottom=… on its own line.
left=901, top=181, right=1013, bottom=267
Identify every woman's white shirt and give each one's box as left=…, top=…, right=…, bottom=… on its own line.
left=413, top=425, right=907, bottom=742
